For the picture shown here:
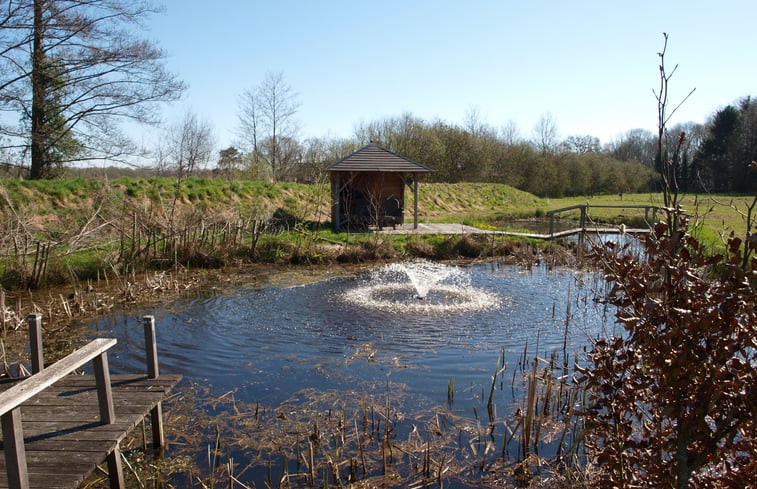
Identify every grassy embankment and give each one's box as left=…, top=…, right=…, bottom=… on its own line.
left=0, top=176, right=751, bottom=290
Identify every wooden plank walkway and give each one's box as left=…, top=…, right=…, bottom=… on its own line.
left=0, top=374, right=180, bottom=489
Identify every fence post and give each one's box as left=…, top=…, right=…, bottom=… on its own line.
left=28, top=314, right=43, bottom=374
left=143, top=316, right=165, bottom=449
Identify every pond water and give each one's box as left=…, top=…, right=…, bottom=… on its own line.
left=90, top=260, right=617, bottom=487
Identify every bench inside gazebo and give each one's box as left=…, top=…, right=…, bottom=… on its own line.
left=325, top=143, right=433, bottom=232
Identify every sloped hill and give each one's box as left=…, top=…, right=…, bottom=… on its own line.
left=0, top=177, right=542, bottom=229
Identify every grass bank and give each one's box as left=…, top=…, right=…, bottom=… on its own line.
left=0, top=176, right=750, bottom=290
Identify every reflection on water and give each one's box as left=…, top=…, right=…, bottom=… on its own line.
left=91, top=261, right=615, bottom=486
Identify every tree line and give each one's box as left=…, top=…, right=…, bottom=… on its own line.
left=223, top=87, right=756, bottom=199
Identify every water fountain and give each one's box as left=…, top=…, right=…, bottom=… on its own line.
left=343, top=260, right=501, bottom=314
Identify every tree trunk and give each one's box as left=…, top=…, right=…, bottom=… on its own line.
left=30, top=0, right=45, bottom=179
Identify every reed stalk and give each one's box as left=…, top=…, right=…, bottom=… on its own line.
left=487, top=348, right=506, bottom=422
left=523, top=356, right=538, bottom=457
left=307, top=441, right=315, bottom=488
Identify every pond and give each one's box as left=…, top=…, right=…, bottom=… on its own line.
left=90, top=260, right=616, bottom=487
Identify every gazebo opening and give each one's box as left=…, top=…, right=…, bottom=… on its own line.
left=325, top=144, right=433, bottom=232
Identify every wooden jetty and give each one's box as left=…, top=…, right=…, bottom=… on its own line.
left=0, top=315, right=181, bottom=489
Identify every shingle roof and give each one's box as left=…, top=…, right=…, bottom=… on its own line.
left=325, top=143, right=433, bottom=173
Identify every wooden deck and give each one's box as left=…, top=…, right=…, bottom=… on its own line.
left=0, top=315, right=181, bottom=489
left=0, top=374, right=180, bottom=489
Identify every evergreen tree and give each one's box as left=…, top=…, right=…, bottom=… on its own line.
left=694, top=106, right=740, bottom=192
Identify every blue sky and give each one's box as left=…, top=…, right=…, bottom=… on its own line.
left=148, top=0, right=757, bottom=150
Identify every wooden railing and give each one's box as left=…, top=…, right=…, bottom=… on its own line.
left=546, top=204, right=659, bottom=237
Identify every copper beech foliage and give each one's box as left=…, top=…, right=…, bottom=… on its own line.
left=579, top=213, right=757, bottom=488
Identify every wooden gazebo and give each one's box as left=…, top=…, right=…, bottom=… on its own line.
left=325, top=143, right=433, bottom=232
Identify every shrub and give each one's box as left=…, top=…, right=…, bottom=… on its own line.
left=579, top=213, right=757, bottom=487
left=453, top=235, right=485, bottom=258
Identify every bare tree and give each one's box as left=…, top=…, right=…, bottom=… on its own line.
left=237, top=87, right=261, bottom=168
left=606, top=128, right=657, bottom=166
left=237, top=72, right=300, bottom=181
left=532, top=112, right=559, bottom=155
left=500, top=119, right=521, bottom=145
left=0, top=0, right=185, bottom=178
left=165, top=111, right=215, bottom=178
left=653, top=32, right=695, bottom=211
left=463, top=105, right=488, bottom=136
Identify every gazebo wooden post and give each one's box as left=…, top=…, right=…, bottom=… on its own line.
left=413, top=176, right=419, bottom=230
left=331, top=173, right=341, bottom=232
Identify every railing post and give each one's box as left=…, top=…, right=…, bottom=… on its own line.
left=578, top=205, right=587, bottom=249
left=548, top=212, right=554, bottom=237
left=143, top=316, right=159, bottom=379
left=143, top=315, right=165, bottom=449
left=93, top=353, right=116, bottom=424
left=579, top=205, right=587, bottom=230
left=28, top=314, right=43, bottom=374
left=1, top=408, right=29, bottom=489
left=94, top=348, right=123, bottom=487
